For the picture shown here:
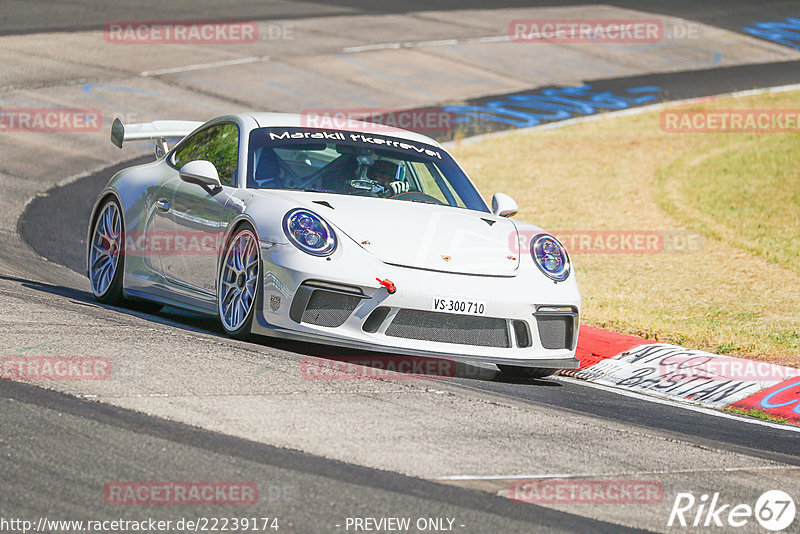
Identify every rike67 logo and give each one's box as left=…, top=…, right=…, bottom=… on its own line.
left=668, top=490, right=796, bottom=531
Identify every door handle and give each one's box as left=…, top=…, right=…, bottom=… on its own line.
left=155, top=199, right=170, bottom=212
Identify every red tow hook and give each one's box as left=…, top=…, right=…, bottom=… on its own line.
left=376, top=278, right=396, bottom=294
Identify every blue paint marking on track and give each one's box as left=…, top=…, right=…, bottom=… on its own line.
left=442, top=84, right=662, bottom=128
left=743, top=17, right=800, bottom=50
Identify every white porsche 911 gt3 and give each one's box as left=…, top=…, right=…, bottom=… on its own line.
left=87, top=113, right=580, bottom=378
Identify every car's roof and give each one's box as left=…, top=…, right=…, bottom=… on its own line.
left=244, top=112, right=443, bottom=148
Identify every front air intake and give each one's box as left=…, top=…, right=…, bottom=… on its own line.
left=300, top=290, right=362, bottom=327
left=385, top=309, right=510, bottom=348
left=289, top=280, right=366, bottom=327
left=534, top=309, right=576, bottom=350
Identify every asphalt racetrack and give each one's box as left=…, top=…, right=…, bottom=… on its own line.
left=3, top=2, right=800, bottom=533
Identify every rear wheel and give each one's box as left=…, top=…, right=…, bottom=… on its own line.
left=88, top=198, right=163, bottom=313
left=497, top=365, right=557, bottom=380
left=218, top=225, right=260, bottom=339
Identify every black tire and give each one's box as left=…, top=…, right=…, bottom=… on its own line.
left=218, top=224, right=260, bottom=340
left=88, top=198, right=125, bottom=305
left=497, top=365, right=557, bottom=380
left=88, top=198, right=165, bottom=314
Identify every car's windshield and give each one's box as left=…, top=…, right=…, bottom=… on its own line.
left=247, top=127, right=489, bottom=212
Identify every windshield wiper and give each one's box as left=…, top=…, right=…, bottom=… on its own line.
left=402, top=198, right=446, bottom=206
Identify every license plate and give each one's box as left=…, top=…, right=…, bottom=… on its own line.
left=432, top=297, right=486, bottom=315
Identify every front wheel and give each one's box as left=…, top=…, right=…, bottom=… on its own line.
left=497, top=365, right=557, bottom=380
left=218, top=225, right=260, bottom=339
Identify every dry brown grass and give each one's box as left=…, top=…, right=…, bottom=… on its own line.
left=450, top=90, right=800, bottom=366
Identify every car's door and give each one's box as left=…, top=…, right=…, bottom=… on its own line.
left=122, top=161, right=175, bottom=295
left=159, top=122, right=242, bottom=300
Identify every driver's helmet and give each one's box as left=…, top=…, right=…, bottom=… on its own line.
left=367, top=159, right=402, bottom=187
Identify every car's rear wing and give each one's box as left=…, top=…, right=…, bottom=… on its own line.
left=110, top=117, right=203, bottom=158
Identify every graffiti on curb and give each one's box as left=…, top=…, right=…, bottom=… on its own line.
left=576, top=344, right=785, bottom=407
left=730, top=377, right=800, bottom=424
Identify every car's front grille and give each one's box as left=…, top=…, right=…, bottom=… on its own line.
left=536, top=315, right=573, bottom=350
left=385, top=309, right=510, bottom=348
left=301, top=290, right=361, bottom=327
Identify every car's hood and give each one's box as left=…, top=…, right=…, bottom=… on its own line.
left=254, top=190, right=520, bottom=275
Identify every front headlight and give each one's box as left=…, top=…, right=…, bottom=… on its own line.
left=282, top=209, right=336, bottom=256
left=531, top=234, right=570, bottom=282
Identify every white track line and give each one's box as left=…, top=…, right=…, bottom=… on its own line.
left=139, top=33, right=510, bottom=76
left=342, top=35, right=509, bottom=54
left=436, top=465, right=796, bottom=481
left=140, top=55, right=270, bottom=77
left=341, top=43, right=402, bottom=53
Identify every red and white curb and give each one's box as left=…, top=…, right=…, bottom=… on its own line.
left=561, top=326, right=800, bottom=426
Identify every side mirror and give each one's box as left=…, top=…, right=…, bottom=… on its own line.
left=491, top=192, right=518, bottom=218
left=110, top=117, right=124, bottom=149
left=180, top=160, right=222, bottom=190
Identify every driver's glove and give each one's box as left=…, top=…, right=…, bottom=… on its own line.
left=388, top=181, right=409, bottom=195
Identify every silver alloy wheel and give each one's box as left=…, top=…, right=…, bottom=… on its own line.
left=219, top=229, right=260, bottom=332
left=89, top=201, right=122, bottom=297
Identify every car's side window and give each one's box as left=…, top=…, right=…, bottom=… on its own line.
left=172, top=123, right=239, bottom=186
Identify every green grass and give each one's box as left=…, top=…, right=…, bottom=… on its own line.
left=655, top=132, right=800, bottom=271
left=724, top=406, right=791, bottom=425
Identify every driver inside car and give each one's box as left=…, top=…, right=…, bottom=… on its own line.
left=367, top=159, right=409, bottom=197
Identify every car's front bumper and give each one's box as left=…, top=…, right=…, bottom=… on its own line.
left=251, top=242, right=581, bottom=369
